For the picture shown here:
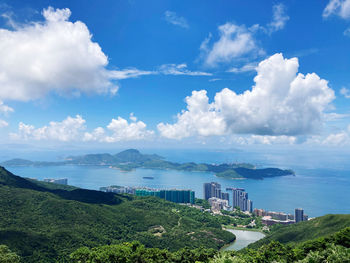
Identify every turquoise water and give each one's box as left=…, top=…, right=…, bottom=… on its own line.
left=222, top=229, right=265, bottom=251
left=7, top=164, right=350, bottom=217
left=4, top=148, right=350, bottom=217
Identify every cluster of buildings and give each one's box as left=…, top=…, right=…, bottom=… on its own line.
left=227, top=187, right=253, bottom=213
left=135, top=188, right=195, bottom=204
left=254, top=208, right=308, bottom=226
left=101, top=186, right=136, bottom=194
left=203, top=182, right=230, bottom=212
left=101, top=185, right=195, bottom=204
left=203, top=182, right=253, bottom=213
left=43, top=178, right=68, bottom=185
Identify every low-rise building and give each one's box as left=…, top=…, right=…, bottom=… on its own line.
left=43, top=178, right=68, bottom=185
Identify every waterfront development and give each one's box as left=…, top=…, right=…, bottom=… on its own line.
left=7, top=163, right=350, bottom=217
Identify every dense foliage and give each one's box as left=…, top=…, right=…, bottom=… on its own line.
left=70, top=241, right=217, bottom=263
left=1, top=149, right=293, bottom=179
left=249, top=213, right=350, bottom=249
left=0, top=245, right=21, bottom=263
left=0, top=166, right=234, bottom=262
left=70, top=227, right=350, bottom=263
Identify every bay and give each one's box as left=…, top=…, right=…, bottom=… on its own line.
left=222, top=229, right=265, bottom=251
left=4, top=148, right=350, bottom=218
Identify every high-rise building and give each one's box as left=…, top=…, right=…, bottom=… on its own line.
left=247, top=200, right=253, bottom=213
left=295, top=208, right=304, bottom=223
left=203, top=182, right=221, bottom=200
left=136, top=188, right=195, bottom=204
left=221, top=192, right=229, bottom=202
left=228, top=188, right=253, bottom=212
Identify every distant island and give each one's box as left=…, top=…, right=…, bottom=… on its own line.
left=0, top=149, right=294, bottom=180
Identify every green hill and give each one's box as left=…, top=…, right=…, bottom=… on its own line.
left=249, top=214, right=350, bottom=249
left=0, top=166, right=234, bottom=263
left=1, top=149, right=294, bottom=179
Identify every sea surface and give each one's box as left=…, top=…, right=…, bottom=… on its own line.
left=5, top=148, right=350, bottom=217
left=222, top=229, right=265, bottom=251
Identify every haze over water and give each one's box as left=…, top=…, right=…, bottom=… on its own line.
left=5, top=148, right=350, bottom=218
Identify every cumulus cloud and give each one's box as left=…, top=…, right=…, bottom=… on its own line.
left=340, top=87, right=350, bottom=98
left=200, top=23, right=262, bottom=67
left=10, top=115, right=86, bottom=141
left=200, top=4, right=289, bottom=67
left=164, top=11, right=189, bottom=28
left=84, top=115, right=154, bottom=142
left=0, top=6, right=155, bottom=102
left=323, top=0, right=350, bottom=19
left=157, top=90, right=227, bottom=139
left=159, top=63, right=212, bottom=76
left=11, top=114, right=154, bottom=143
left=158, top=53, right=335, bottom=139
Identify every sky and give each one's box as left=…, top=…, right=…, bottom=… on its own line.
left=1, top=0, right=350, bottom=154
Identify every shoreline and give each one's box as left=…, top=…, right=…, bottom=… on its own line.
left=221, top=227, right=266, bottom=251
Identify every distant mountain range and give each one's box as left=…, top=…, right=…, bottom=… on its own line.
left=1, top=149, right=294, bottom=180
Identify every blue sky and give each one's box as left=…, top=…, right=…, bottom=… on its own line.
left=0, top=0, right=350, bottom=152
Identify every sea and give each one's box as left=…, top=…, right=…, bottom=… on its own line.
left=4, top=148, right=350, bottom=218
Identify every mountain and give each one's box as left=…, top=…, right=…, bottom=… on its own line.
left=1, top=149, right=294, bottom=179
left=0, top=166, right=234, bottom=262
left=248, top=214, right=350, bottom=249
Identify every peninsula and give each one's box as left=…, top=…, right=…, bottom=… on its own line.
left=1, top=149, right=294, bottom=180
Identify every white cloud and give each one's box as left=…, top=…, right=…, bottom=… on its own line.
left=164, top=11, right=188, bottom=28
left=157, top=90, right=226, bottom=139
left=227, top=62, right=257, bottom=74
left=323, top=0, right=350, bottom=19
left=10, top=115, right=86, bottom=141
left=85, top=116, right=154, bottom=142
left=158, top=53, right=335, bottom=139
left=322, top=126, right=350, bottom=145
left=200, top=4, right=289, bottom=67
left=107, top=68, right=155, bottom=80
left=340, top=87, right=350, bottom=98
left=0, top=6, right=140, bottom=102
left=267, top=4, right=289, bottom=33
left=0, top=120, right=8, bottom=128
left=11, top=114, right=154, bottom=142
left=201, top=23, right=262, bottom=67
left=0, top=101, right=14, bottom=114
left=159, top=63, right=212, bottom=76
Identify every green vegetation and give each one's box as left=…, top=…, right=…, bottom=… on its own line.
left=0, top=245, right=21, bottom=263
left=0, top=166, right=234, bottom=262
left=70, top=227, right=350, bottom=262
left=0, top=165, right=349, bottom=262
left=249, top=214, right=350, bottom=249
left=1, top=149, right=294, bottom=179
left=70, top=241, right=217, bottom=263
left=215, top=170, right=243, bottom=179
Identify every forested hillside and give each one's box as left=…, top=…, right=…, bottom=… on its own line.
left=0, top=166, right=234, bottom=263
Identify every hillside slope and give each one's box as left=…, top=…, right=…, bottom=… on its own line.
left=249, top=214, right=350, bottom=249
left=0, top=166, right=234, bottom=263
